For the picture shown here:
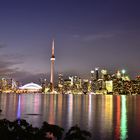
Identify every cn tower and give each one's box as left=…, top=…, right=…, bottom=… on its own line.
left=50, top=39, right=55, bottom=92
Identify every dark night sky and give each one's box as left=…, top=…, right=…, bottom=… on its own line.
left=0, top=0, right=140, bottom=83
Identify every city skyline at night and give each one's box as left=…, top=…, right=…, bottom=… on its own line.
left=0, top=0, right=140, bottom=83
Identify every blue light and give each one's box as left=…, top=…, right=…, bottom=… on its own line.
left=17, top=95, right=21, bottom=119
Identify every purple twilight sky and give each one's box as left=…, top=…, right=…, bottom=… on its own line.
left=0, top=0, right=140, bottom=83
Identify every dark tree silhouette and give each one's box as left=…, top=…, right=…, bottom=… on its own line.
left=40, top=121, right=64, bottom=140
left=0, top=119, right=91, bottom=140
left=64, top=125, right=91, bottom=140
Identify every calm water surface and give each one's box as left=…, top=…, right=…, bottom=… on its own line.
left=0, top=93, right=140, bottom=140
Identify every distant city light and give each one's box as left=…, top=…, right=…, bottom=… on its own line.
left=101, top=69, right=107, bottom=75
left=121, top=69, right=126, bottom=74
left=95, top=67, right=99, bottom=71
left=91, top=70, right=94, bottom=74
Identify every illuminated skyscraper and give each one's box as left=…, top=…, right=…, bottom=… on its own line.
left=50, top=40, right=55, bottom=92
left=101, top=69, right=107, bottom=80
left=90, top=70, right=94, bottom=81
left=116, top=70, right=121, bottom=79
left=95, top=67, right=99, bottom=80
left=58, top=74, right=64, bottom=86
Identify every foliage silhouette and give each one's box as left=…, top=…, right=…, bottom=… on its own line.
left=64, top=125, right=91, bottom=140
left=0, top=119, right=91, bottom=140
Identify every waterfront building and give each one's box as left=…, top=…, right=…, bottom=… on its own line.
left=90, top=70, right=95, bottom=92
left=58, top=74, right=64, bottom=86
left=18, top=82, right=42, bottom=93
left=95, top=67, right=99, bottom=80
left=63, top=79, right=71, bottom=93
left=101, top=69, right=107, bottom=80
left=90, top=70, right=94, bottom=80
left=58, top=74, right=64, bottom=93
left=116, top=70, right=121, bottom=79
left=100, top=69, right=107, bottom=90
left=68, top=76, right=82, bottom=93
left=1, top=78, right=8, bottom=91
left=11, top=79, right=18, bottom=92
left=105, top=80, right=113, bottom=93
left=69, top=76, right=74, bottom=86
left=82, top=79, right=89, bottom=94
left=0, top=78, right=18, bottom=93
left=41, top=78, right=48, bottom=93
left=73, top=76, right=81, bottom=89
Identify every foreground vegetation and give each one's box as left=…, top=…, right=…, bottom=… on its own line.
left=0, top=119, right=91, bottom=140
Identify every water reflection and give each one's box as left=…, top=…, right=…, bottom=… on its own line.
left=0, top=94, right=139, bottom=139
left=17, top=95, right=21, bottom=119
left=115, top=96, right=121, bottom=139
left=67, top=94, right=73, bottom=127
left=121, top=95, right=128, bottom=140
left=48, top=95, right=55, bottom=124
left=104, top=95, right=113, bottom=139
left=88, top=95, right=92, bottom=129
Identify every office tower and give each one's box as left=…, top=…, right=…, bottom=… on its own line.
left=101, top=69, right=107, bottom=80
left=116, top=70, right=121, bottom=79
left=95, top=67, right=99, bottom=80
left=58, top=73, right=64, bottom=86
left=90, top=70, right=94, bottom=80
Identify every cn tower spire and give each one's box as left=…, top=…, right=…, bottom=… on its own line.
left=52, top=39, right=55, bottom=57
left=50, top=39, right=55, bottom=92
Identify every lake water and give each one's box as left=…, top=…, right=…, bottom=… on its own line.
left=0, top=93, right=140, bottom=140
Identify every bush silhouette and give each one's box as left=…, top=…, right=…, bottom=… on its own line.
left=0, top=119, right=91, bottom=140
left=64, top=125, right=91, bottom=140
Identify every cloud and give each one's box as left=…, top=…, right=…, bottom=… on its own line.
left=80, top=30, right=130, bottom=42
left=0, top=58, right=23, bottom=69
left=0, top=60, right=19, bottom=76
left=0, top=51, right=47, bottom=83
left=0, top=53, right=24, bottom=78
left=0, top=65, right=34, bottom=84
left=72, top=34, right=81, bottom=39
left=13, top=72, right=48, bottom=84
left=83, top=33, right=114, bottom=41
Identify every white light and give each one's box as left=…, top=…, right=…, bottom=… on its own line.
left=51, top=58, right=55, bottom=61
left=101, top=69, right=107, bottom=75
left=122, top=69, right=126, bottom=74
left=95, top=67, right=99, bottom=71
left=19, top=82, right=42, bottom=90
left=91, top=70, right=94, bottom=74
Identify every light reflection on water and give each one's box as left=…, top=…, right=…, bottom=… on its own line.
left=17, top=95, right=21, bottom=119
left=0, top=93, right=140, bottom=139
left=121, top=96, right=127, bottom=140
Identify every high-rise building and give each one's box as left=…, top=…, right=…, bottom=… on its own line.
left=116, top=70, right=121, bottom=79
left=82, top=79, right=89, bottom=94
left=95, top=67, right=99, bottom=80
left=101, top=69, right=107, bottom=80
left=58, top=74, right=64, bottom=93
left=58, top=74, right=64, bottom=87
left=90, top=70, right=94, bottom=80
left=50, top=40, right=55, bottom=92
